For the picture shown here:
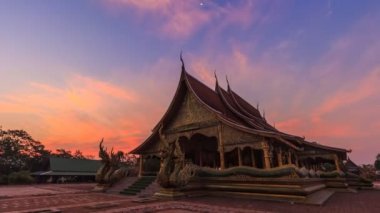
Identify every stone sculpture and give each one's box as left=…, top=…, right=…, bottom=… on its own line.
left=156, top=126, right=196, bottom=189
left=95, top=139, right=127, bottom=188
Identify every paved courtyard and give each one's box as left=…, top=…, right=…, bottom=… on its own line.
left=0, top=183, right=380, bottom=212
left=0, top=183, right=95, bottom=199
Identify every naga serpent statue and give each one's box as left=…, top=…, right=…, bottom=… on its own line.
left=95, top=139, right=127, bottom=186
left=155, top=126, right=370, bottom=189
left=157, top=126, right=197, bottom=188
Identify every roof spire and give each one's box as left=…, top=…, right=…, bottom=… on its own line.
left=226, top=75, right=231, bottom=90
left=214, top=70, right=219, bottom=84
left=180, top=51, right=186, bottom=73
left=263, top=109, right=266, bottom=120
left=256, top=102, right=260, bottom=110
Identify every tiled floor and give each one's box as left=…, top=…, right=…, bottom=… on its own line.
left=0, top=184, right=380, bottom=213
left=0, top=193, right=128, bottom=212
left=0, top=183, right=95, bottom=198
left=186, top=190, right=380, bottom=213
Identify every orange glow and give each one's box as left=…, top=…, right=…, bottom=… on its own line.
left=0, top=73, right=163, bottom=157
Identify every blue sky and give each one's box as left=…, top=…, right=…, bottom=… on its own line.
left=0, top=0, right=379, bottom=164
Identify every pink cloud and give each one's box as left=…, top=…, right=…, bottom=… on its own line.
left=102, top=0, right=266, bottom=39
left=182, top=12, right=380, bottom=164
left=0, top=73, right=162, bottom=157
left=313, top=68, right=380, bottom=120
left=107, top=0, right=171, bottom=11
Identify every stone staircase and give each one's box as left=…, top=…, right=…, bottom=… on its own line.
left=120, top=176, right=157, bottom=196
left=106, top=177, right=138, bottom=194
left=140, top=178, right=160, bottom=197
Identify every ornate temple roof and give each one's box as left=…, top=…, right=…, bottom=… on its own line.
left=131, top=59, right=349, bottom=154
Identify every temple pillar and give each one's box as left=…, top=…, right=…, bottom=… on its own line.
left=138, top=154, right=144, bottom=177
left=217, top=124, right=225, bottom=169
left=295, top=155, right=299, bottom=167
left=238, top=148, right=242, bottom=166
left=277, top=148, right=283, bottom=167
left=262, top=141, right=271, bottom=169
left=251, top=148, right=256, bottom=167
left=288, top=151, right=292, bottom=165
left=199, top=151, right=203, bottom=167
left=334, top=154, right=341, bottom=171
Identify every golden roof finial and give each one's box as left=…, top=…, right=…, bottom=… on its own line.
left=214, top=70, right=218, bottom=84
left=226, top=75, right=230, bottom=90
left=180, top=51, right=185, bottom=72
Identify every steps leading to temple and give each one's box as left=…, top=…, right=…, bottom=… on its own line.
left=120, top=176, right=157, bottom=196
left=106, top=177, right=138, bottom=194
left=140, top=179, right=160, bottom=197
left=324, top=178, right=348, bottom=188
left=303, top=189, right=335, bottom=205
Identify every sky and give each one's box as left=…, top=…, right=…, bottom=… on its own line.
left=0, top=0, right=379, bottom=164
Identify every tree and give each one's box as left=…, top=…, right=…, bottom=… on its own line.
left=123, top=154, right=138, bottom=167
left=361, top=164, right=376, bottom=180
left=375, top=153, right=380, bottom=170
left=52, top=148, right=73, bottom=158
left=0, top=127, right=50, bottom=175
left=0, top=135, right=25, bottom=174
left=73, top=150, right=85, bottom=159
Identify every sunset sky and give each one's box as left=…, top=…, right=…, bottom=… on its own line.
left=0, top=0, right=379, bottom=164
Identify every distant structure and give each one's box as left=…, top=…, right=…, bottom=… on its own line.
left=32, top=157, right=101, bottom=183
left=128, top=57, right=372, bottom=204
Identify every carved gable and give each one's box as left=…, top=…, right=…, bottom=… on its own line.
left=166, top=89, right=217, bottom=132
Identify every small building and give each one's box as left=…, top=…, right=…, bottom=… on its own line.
left=33, top=157, right=101, bottom=183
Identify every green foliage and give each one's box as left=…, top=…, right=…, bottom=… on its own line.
left=0, top=127, right=50, bottom=175
left=0, top=126, right=93, bottom=176
left=52, top=148, right=73, bottom=158
left=7, top=171, right=34, bottom=184
left=1, top=127, right=94, bottom=176
left=360, top=164, right=376, bottom=181
left=73, top=150, right=85, bottom=159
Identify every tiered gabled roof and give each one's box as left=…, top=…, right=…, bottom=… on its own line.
left=130, top=60, right=349, bottom=154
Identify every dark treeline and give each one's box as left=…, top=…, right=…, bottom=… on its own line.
left=0, top=127, right=95, bottom=176
left=375, top=154, right=380, bottom=170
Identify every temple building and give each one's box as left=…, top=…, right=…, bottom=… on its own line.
left=127, top=58, right=371, bottom=204
left=131, top=61, right=349, bottom=176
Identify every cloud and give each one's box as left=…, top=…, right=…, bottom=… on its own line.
left=182, top=12, right=380, bottom=164
left=0, top=73, right=162, bottom=156
left=103, top=0, right=267, bottom=39
left=313, top=68, right=380, bottom=121
left=108, top=0, right=171, bottom=11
